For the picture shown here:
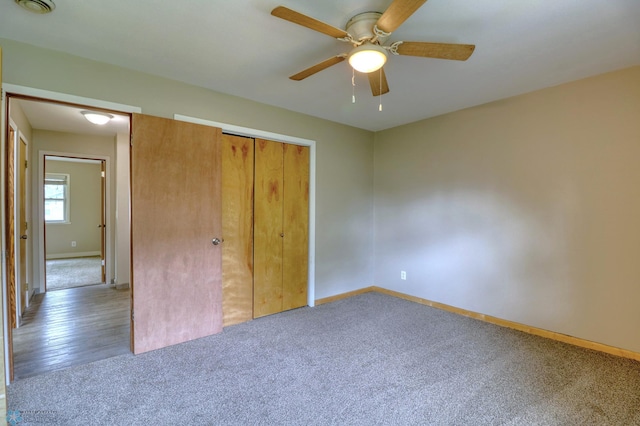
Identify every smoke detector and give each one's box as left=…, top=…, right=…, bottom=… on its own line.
left=15, top=0, right=56, bottom=14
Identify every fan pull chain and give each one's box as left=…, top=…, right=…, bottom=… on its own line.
left=378, top=69, right=383, bottom=112
left=352, top=68, right=356, bottom=104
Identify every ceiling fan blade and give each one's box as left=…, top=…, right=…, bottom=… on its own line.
left=368, top=68, right=390, bottom=96
left=396, top=41, right=475, bottom=61
left=376, top=0, right=428, bottom=34
left=290, top=55, right=346, bottom=81
left=272, top=6, right=349, bottom=39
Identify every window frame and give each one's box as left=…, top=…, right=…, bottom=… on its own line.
left=44, top=173, right=71, bottom=224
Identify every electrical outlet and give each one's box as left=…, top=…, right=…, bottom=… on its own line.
left=401, top=271, right=407, bottom=280
left=71, top=241, right=77, bottom=247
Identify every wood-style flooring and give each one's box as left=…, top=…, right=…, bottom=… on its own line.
left=12, top=284, right=130, bottom=380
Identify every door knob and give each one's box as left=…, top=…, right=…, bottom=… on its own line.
left=212, top=238, right=223, bottom=246
left=20, top=235, right=27, bottom=240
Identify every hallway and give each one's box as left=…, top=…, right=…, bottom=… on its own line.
left=11, top=285, right=130, bottom=380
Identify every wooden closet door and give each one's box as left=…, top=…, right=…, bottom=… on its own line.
left=222, top=134, right=254, bottom=326
left=131, top=114, right=223, bottom=354
left=282, top=144, right=309, bottom=310
left=253, top=139, right=284, bottom=318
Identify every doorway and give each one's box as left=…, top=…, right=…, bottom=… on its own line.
left=5, top=93, right=133, bottom=381
left=43, top=156, right=105, bottom=291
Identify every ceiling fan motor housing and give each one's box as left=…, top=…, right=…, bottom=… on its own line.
left=346, top=12, right=387, bottom=43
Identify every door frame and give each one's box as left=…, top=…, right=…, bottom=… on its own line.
left=5, top=122, right=32, bottom=324
left=174, top=114, right=317, bottom=307
left=40, top=154, right=108, bottom=290
left=1, top=83, right=141, bottom=385
left=16, top=130, right=30, bottom=317
left=6, top=119, right=19, bottom=329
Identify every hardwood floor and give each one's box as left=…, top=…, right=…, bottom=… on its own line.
left=12, top=285, right=130, bottom=380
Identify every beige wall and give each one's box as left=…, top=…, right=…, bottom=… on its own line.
left=1, top=37, right=376, bottom=301
left=8, top=99, right=32, bottom=143
left=45, top=160, right=102, bottom=258
left=374, top=66, right=640, bottom=353
left=31, top=130, right=116, bottom=291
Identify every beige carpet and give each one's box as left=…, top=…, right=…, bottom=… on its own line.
left=45, top=256, right=103, bottom=290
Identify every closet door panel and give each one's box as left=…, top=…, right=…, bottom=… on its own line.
left=253, top=139, right=284, bottom=318
left=283, top=144, right=309, bottom=310
left=222, top=134, right=254, bottom=326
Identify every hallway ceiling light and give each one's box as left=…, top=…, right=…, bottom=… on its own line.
left=81, top=111, right=114, bottom=125
left=15, top=0, right=56, bottom=14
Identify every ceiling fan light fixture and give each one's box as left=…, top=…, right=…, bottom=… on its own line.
left=15, top=0, right=56, bottom=14
left=81, top=111, right=114, bottom=125
left=348, top=43, right=388, bottom=73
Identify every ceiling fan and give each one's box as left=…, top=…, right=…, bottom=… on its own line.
left=271, top=0, right=475, bottom=97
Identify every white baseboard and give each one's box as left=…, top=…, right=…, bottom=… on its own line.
left=46, top=251, right=101, bottom=260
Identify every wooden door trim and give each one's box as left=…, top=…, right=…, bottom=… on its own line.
left=5, top=121, right=17, bottom=382
left=5, top=121, right=17, bottom=330
left=18, top=134, right=29, bottom=314
left=174, top=114, right=317, bottom=307
left=3, top=84, right=142, bottom=115
left=8, top=129, right=31, bottom=323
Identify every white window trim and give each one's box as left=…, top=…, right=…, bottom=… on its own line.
left=44, top=173, right=71, bottom=224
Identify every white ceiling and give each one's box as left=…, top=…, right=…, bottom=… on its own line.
left=12, top=98, right=130, bottom=136
left=1, top=0, right=639, bottom=132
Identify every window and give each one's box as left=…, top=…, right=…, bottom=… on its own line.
left=44, top=173, right=70, bottom=223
